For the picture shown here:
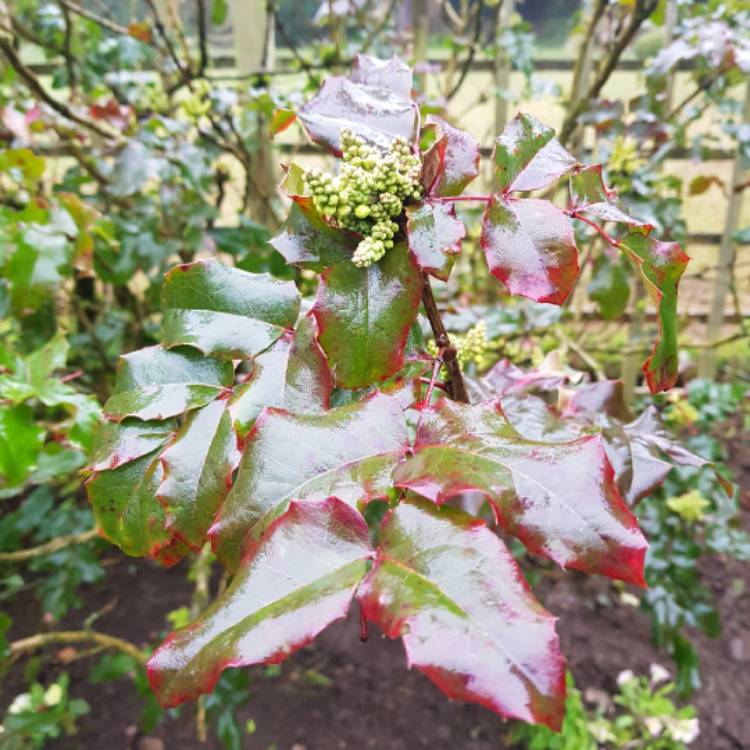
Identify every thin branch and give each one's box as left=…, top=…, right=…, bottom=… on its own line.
left=58, top=0, right=77, bottom=95
left=58, top=0, right=134, bottom=38
left=446, top=0, right=485, bottom=101
left=559, top=0, right=659, bottom=146
left=0, top=528, right=98, bottom=563
left=0, top=38, right=114, bottom=139
left=196, top=0, right=208, bottom=75
left=421, top=276, right=469, bottom=403
left=360, top=0, right=398, bottom=54
left=9, top=630, right=146, bottom=666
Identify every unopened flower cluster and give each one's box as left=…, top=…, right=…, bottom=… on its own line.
left=304, top=129, right=422, bottom=267
left=428, top=321, right=489, bottom=370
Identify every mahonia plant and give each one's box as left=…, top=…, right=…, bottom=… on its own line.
left=86, top=55, right=693, bottom=731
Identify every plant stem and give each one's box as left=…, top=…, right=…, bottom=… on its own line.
left=421, top=276, right=469, bottom=403
left=9, top=630, right=146, bottom=665
left=0, top=528, right=99, bottom=563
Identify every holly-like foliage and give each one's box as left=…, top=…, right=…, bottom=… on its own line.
left=87, top=55, right=694, bottom=730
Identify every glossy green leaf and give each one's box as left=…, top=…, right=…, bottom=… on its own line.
left=312, top=241, right=424, bottom=388
left=393, top=398, right=648, bottom=585
left=358, top=498, right=565, bottom=729
left=103, top=346, right=233, bottom=422
left=494, top=113, right=576, bottom=193
left=480, top=196, right=579, bottom=305
left=86, top=450, right=172, bottom=560
left=570, top=165, right=637, bottom=225
left=157, top=398, right=240, bottom=549
left=618, top=230, right=689, bottom=393
left=587, top=254, right=631, bottom=320
left=148, top=497, right=371, bottom=707
left=0, top=404, right=45, bottom=491
left=406, top=200, right=464, bottom=281
left=161, top=259, right=300, bottom=360
left=211, top=392, right=408, bottom=571
left=269, top=200, right=357, bottom=273
left=89, top=418, right=176, bottom=472
left=228, top=318, right=331, bottom=437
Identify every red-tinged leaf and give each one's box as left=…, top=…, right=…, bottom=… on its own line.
left=297, top=67, right=418, bottom=155
left=127, top=21, right=152, bottom=42
left=393, top=398, right=648, bottom=585
left=617, top=230, right=689, bottom=393
left=482, top=358, right=572, bottom=398
left=358, top=498, right=565, bottom=729
left=270, top=108, right=296, bottom=137
left=270, top=200, right=357, bottom=272
left=688, top=175, right=724, bottom=196
left=229, top=318, right=332, bottom=438
left=161, top=259, right=300, bottom=360
left=421, top=115, right=480, bottom=198
left=559, top=380, right=631, bottom=422
left=86, top=450, right=172, bottom=559
left=494, top=113, right=577, bottom=194
left=89, top=99, right=132, bottom=131
left=312, top=241, right=424, bottom=388
left=480, top=196, right=579, bottom=305
left=88, top=418, right=176, bottom=472
left=210, top=392, right=408, bottom=571
left=349, top=53, right=413, bottom=97
left=605, top=406, right=732, bottom=504
left=406, top=200, right=464, bottom=280
left=157, top=399, right=240, bottom=549
left=570, top=165, right=638, bottom=225
left=148, top=497, right=371, bottom=707
left=103, top=346, right=233, bottom=422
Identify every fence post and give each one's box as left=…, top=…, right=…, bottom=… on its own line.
left=698, top=78, right=750, bottom=379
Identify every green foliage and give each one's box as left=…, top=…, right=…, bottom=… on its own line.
left=0, top=674, right=89, bottom=749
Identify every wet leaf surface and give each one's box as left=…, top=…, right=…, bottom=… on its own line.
left=358, top=498, right=565, bottom=728
left=406, top=200, right=464, bottom=280
left=148, top=497, right=371, bottom=707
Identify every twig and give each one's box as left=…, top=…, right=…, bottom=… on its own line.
left=9, top=630, right=146, bottom=665
left=58, top=1, right=78, bottom=95
left=421, top=276, right=469, bottom=403
left=360, top=0, right=398, bottom=53
left=0, top=528, right=98, bottom=563
left=58, top=0, right=135, bottom=38
left=446, top=0, right=485, bottom=101
left=559, top=0, right=659, bottom=146
left=0, top=38, right=114, bottom=139
left=196, top=0, right=208, bottom=75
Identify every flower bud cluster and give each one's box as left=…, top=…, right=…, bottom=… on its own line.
left=427, top=321, right=489, bottom=371
left=304, top=129, right=422, bottom=267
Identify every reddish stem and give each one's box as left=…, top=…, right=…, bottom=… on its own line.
left=435, top=194, right=492, bottom=203
left=359, top=604, right=369, bottom=642
left=567, top=210, right=621, bottom=249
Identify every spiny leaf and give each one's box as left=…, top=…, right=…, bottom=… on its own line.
left=406, top=200, right=465, bottom=281
left=311, top=241, right=424, bottom=389
left=570, top=165, right=638, bottom=225
left=161, top=259, right=300, bottom=360
left=229, top=318, right=331, bottom=437
left=157, top=398, right=240, bottom=549
left=297, top=59, right=418, bottom=155
left=89, top=418, right=176, bottom=472
left=358, top=498, right=565, bottom=729
left=617, top=230, right=689, bottom=393
left=103, top=346, right=233, bottom=422
left=148, top=497, right=371, bottom=707
left=86, top=450, right=174, bottom=561
left=349, top=53, right=413, bottom=97
left=494, top=113, right=576, bottom=193
left=480, top=196, right=579, bottom=305
left=393, top=398, right=648, bottom=585
left=210, top=392, right=408, bottom=571
left=421, top=115, right=480, bottom=198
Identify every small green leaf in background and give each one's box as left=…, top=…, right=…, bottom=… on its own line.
left=211, top=0, right=228, bottom=25
left=587, top=254, right=631, bottom=320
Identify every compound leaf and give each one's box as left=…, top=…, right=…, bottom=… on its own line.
left=89, top=418, right=176, bottom=472
left=103, top=346, right=233, bottom=422
left=358, top=498, right=565, bottom=729
left=161, top=259, right=300, bottom=360
left=148, top=497, right=371, bottom=707
left=211, top=392, right=408, bottom=571
left=393, top=399, right=647, bottom=585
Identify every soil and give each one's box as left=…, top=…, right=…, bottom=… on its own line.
left=2, top=434, right=748, bottom=750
